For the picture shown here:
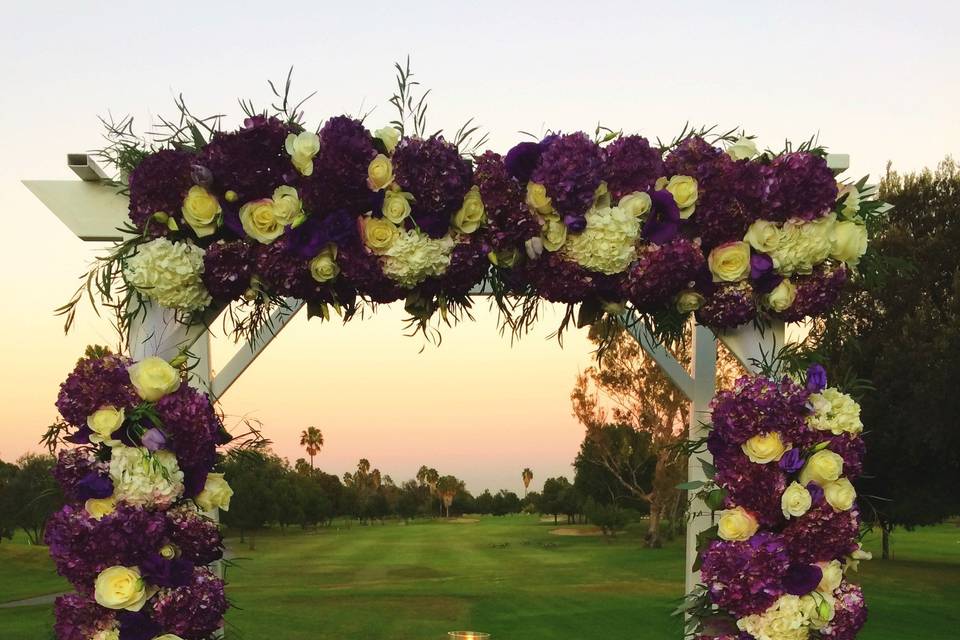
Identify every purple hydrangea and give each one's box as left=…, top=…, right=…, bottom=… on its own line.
left=624, top=238, right=705, bottom=311
left=337, top=241, right=404, bottom=304
left=151, top=568, right=227, bottom=639
left=695, top=282, right=757, bottom=330
left=127, top=150, right=195, bottom=234
left=765, top=152, right=838, bottom=222
left=252, top=235, right=331, bottom=302
left=710, top=375, right=811, bottom=446
left=166, top=506, right=224, bottom=565
left=664, top=136, right=724, bottom=178
left=46, top=503, right=168, bottom=591
left=530, top=132, right=605, bottom=220
left=822, top=582, right=868, bottom=639
left=53, top=593, right=114, bottom=640
left=715, top=453, right=788, bottom=526
left=473, top=151, right=539, bottom=250
left=392, top=136, right=473, bottom=238
left=56, top=353, right=140, bottom=429
left=422, top=236, right=489, bottom=297
left=775, top=264, right=848, bottom=322
left=700, top=532, right=790, bottom=617
left=603, top=135, right=664, bottom=200
left=300, top=116, right=377, bottom=216
left=154, top=385, right=226, bottom=498
left=782, top=503, right=861, bottom=564
left=503, top=141, right=543, bottom=184
left=52, top=449, right=110, bottom=503
left=200, top=115, right=292, bottom=202
left=516, top=251, right=613, bottom=304
left=202, top=240, right=254, bottom=302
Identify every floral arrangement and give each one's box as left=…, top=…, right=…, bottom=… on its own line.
left=61, top=64, right=886, bottom=347
left=682, top=363, right=870, bottom=640
left=45, top=346, right=233, bottom=640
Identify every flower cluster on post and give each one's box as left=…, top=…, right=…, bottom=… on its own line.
left=48, top=347, right=232, bottom=640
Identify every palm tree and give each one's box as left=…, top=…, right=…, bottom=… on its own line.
left=436, top=475, right=464, bottom=518
left=522, top=468, right=534, bottom=496
left=299, top=427, right=324, bottom=469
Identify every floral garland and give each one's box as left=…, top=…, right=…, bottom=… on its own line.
left=46, top=347, right=233, bottom=640
left=684, top=364, right=870, bottom=640
left=67, top=67, right=885, bottom=345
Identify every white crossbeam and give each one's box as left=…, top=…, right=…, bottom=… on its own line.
left=618, top=311, right=695, bottom=400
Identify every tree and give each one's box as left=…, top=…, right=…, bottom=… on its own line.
left=815, top=158, right=960, bottom=558
left=583, top=497, right=628, bottom=539
left=574, top=424, right=654, bottom=514
left=521, top=468, right=533, bottom=496
left=219, top=450, right=284, bottom=549
left=299, top=427, right=324, bottom=469
left=436, top=475, right=463, bottom=518
left=540, top=476, right=574, bottom=525
left=0, top=459, right=19, bottom=542
left=7, top=454, right=61, bottom=545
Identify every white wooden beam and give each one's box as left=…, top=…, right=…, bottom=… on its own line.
left=618, top=311, right=695, bottom=400
left=716, top=321, right=787, bottom=373
left=22, top=180, right=128, bottom=242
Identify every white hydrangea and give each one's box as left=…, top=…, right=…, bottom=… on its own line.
left=807, top=387, right=863, bottom=435
left=563, top=206, right=640, bottom=275
left=381, top=230, right=455, bottom=288
left=737, top=595, right=811, bottom=640
left=124, top=238, right=212, bottom=312
left=109, top=446, right=184, bottom=508
left=769, top=214, right=836, bottom=276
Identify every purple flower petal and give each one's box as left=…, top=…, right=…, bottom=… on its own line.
left=806, top=364, right=828, bottom=392
left=75, top=472, right=113, bottom=500
left=141, top=427, right=166, bottom=452
left=783, top=563, right=823, bottom=595
left=503, top=141, right=542, bottom=184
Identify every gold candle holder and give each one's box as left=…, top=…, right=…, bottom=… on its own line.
left=448, top=632, right=490, bottom=639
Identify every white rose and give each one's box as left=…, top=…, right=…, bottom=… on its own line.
left=817, top=560, right=844, bottom=594
left=831, top=220, right=868, bottom=267
left=195, top=472, right=234, bottom=512
left=374, top=126, right=401, bottom=153
left=727, top=136, right=759, bottom=161
left=88, top=406, right=125, bottom=446
left=765, top=278, right=797, bottom=312
left=285, top=131, right=321, bottom=176
left=823, top=477, right=857, bottom=511
left=717, top=506, right=759, bottom=541
left=781, top=481, right=812, bottom=519
left=744, top=219, right=782, bottom=253
left=128, top=357, right=180, bottom=402
left=94, top=566, right=149, bottom=611
left=618, top=191, right=652, bottom=218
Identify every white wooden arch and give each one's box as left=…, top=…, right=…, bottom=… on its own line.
left=24, top=152, right=849, bottom=607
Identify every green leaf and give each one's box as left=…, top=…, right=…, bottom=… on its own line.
left=676, top=480, right=705, bottom=491
left=704, top=488, right=727, bottom=512
left=698, top=457, right=716, bottom=480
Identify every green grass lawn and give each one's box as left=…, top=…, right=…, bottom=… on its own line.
left=1, top=516, right=958, bottom=639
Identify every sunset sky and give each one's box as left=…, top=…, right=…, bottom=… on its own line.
left=0, top=1, right=957, bottom=493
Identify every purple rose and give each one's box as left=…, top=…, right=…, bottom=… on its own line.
left=503, top=141, right=542, bottom=183
left=783, top=563, right=823, bottom=595
left=642, top=190, right=681, bottom=245
left=750, top=253, right=783, bottom=295
left=807, top=364, right=828, bottom=392
left=76, top=472, right=113, bottom=501
left=141, top=428, right=166, bottom=452
left=778, top=448, right=805, bottom=474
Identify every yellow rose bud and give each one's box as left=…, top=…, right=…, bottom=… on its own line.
left=374, top=126, right=401, bottom=153
left=382, top=191, right=413, bottom=224
left=675, top=290, right=705, bottom=313
left=744, top=219, right=783, bottom=253
left=717, top=506, right=759, bottom=541
left=817, top=559, right=844, bottom=594
left=526, top=182, right=552, bottom=214
left=780, top=481, right=812, bottom=519
left=799, top=449, right=844, bottom=486
left=741, top=432, right=789, bottom=464
left=452, top=186, right=486, bottom=234
left=541, top=217, right=567, bottom=252
left=844, top=544, right=872, bottom=573
left=823, top=477, right=857, bottom=511
left=362, top=216, right=399, bottom=253
left=708, top=241, right=751, bottom=282
left=838, top=184, right=861, bottom=219
left=224, top=190, right=239, bottom=203
left=309, top=245, right=340, bottom=283
left=85, top=496, right=117, bottom=520
left=239, top=199, right=284, bottom=244
left=367, top=154, right=394, bottom=191
left=830, top=220, right=868, bottom=267
left=619, top=191, right=652, bottom=218
left=800, top=593, right=836, bottom=629
left=727, top=136, right=759, bottom=161
left=159, top=544, right=178, bottom=560
left=765, top=278, right=797, bottom=312
left=87, top=406, right=125, bottom=446
left=285, top=131, right=320, bottom=176
left=271, top=186, right=302, bottom=226
left=181, top=186, right=221, bottom=238
left=195, top=473, right=234, bottom=512
left=94, top=566, right=149, bottom=611
left=654, top=176, right=668, bottom=190
left=593, top=181, right=611, bottom=209
left=665, top=175, right=698, bottom=218
left=128, top=357, right=180, bottom=402
left=489, top=248, right=520, bottom=268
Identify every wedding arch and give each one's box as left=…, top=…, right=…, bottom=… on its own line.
left=25, top=68, right=880, bottom=640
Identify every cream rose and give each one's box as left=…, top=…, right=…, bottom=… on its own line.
left=94, top=566, right=149, bottom=611
left=452, top=186, right=486, bottom=234
left=285, top=131, right=320, bottom=176
left=88, top=406, right=125, bottom=446
left=541, top=216, right=567, bottom=252
left=831, top=220, right=868, bottom=267
left=593, top=181, right=611, bottom=209
left=619, top=191, right=652, bottom=218
left=153, top=635, right=186, bottom=640
left=362, top=217, right=399, bottom=253
left=195, top=472, right=233, bottom=512
left=181, top=186, right=221, bottom=238
left=128, top=357, right=180, bottom=402
left=744, top=219, right=783, bottom=253
left=815, top=559, right=844, bottom=595
left=382, top=190, right=413, bottom=224
left=85, top=497, right=117, bottom=520
left=823, top=478, right=857, bottom=511
left=367, top=154, right=394, bottom=191
left=708, top=241, right=751, bottom=282
left=374, top=126, right=401, bottom=153
left=717, top=506, right=759, bottom=541
left=727, top=136, right=759, bottom=161
left=271, top=186, right=302, bottom=226
left=765, top=278, right=797, bottom=312
left=240, top=199, right=284, bottom=244
left=781, top=482, right=812, bottom=519
left=526, top=182, right=553, bottom=214
left=665, top=175, right=698, bottom=218
left=742, top=432, right=788, bottom=464
left=838, top=184, right=861, bottom=218
left=159, top=544, right=178, bottom=560
left=309, top=245, right=340, bottom=283
left=675, top=290, right=705, bottom=313
left=799, top=449, right=844, bottom=486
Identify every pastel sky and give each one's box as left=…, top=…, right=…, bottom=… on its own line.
left=0, top=1, right=956, bottom=494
